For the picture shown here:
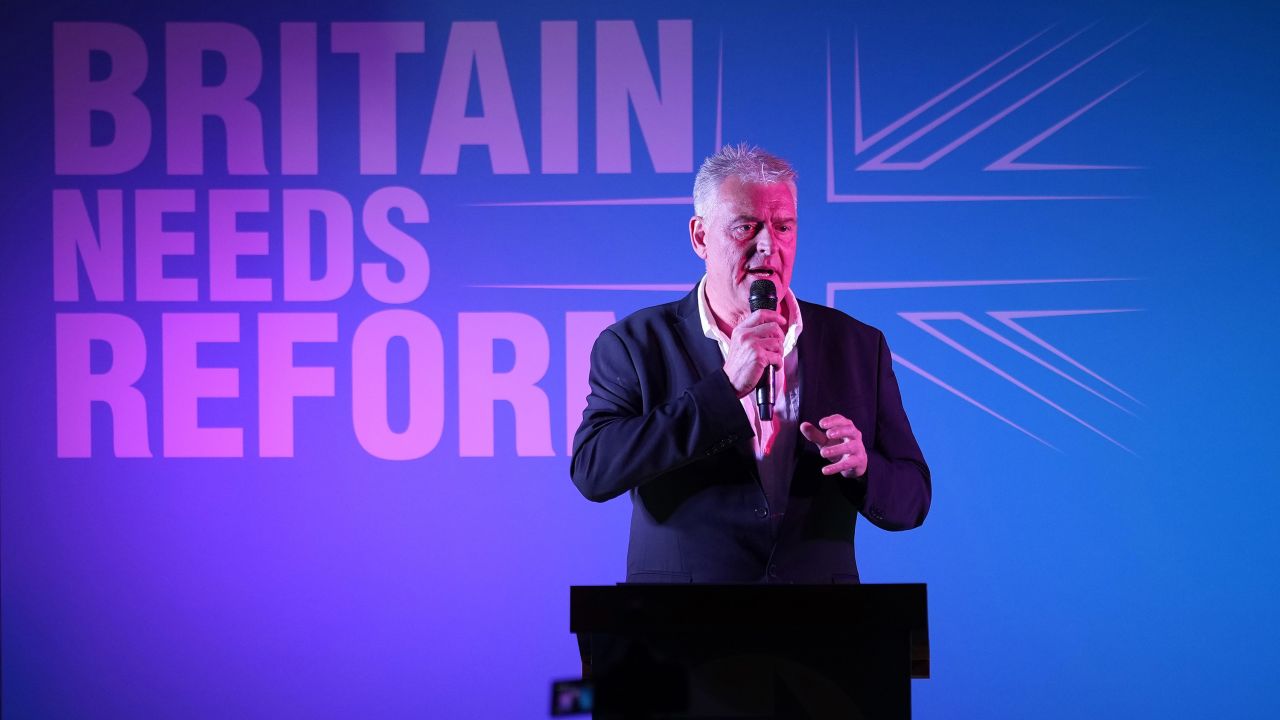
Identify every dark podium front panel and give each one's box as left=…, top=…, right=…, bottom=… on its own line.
left=570, top=584, right=928, bottom=719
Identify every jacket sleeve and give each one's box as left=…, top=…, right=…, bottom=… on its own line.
left=854, top=331, right=932, bottom=530
left=570, top=328, right=753, bottom=502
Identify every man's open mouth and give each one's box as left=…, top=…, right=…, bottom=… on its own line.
left=747, top=268, right=776, bottom=277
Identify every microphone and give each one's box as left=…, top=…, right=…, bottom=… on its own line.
left=749, top=279, right=778, bottom=421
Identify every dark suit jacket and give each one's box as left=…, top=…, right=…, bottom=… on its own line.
left=570, top=286, right=930, bottom=584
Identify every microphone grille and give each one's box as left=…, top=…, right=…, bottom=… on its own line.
left=749, top=279, right=778, bottom=311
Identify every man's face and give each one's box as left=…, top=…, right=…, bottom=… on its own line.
left=690, top=176, right=798, bottom=324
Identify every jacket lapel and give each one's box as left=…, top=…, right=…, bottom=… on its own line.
left=674, top=287, right=725, bottom=383
left=793, top=301, right=825, bottom=474
left=674, top=285, right=760, bottom=482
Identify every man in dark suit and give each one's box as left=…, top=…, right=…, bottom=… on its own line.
left=570, top=145, right=930, bottom=584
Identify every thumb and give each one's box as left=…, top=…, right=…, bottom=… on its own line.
left=799, top=421, right=827, bottom=446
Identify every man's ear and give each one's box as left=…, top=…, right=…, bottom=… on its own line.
left=689, top=216, right=709, bottom=260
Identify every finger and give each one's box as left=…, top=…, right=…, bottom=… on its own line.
left=740, top=309, right=786, bottom=329
left=824, top=424, right=862, bottom=442
left=761, top=351, right=784, bottom=367
left=822, top=454, right=864, bottom=475
left=819, top=414, right=852, bottom=430
left=799, top=421, right=828, bottom=445
left=741, top=330, right=784, bottom=350
left=819, top=442, right=851, bottom=458
left=752, top=309, right=786, bottom=326
left=740, top=319, right=781, bottom=333
left=746, top=324, right=786, bottom=342
left=738, top=325, right=784, bottom=344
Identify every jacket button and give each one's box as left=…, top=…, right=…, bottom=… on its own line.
left=754, top=506, right=768, bottom=519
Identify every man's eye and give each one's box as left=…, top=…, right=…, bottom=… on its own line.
left=776, top=224, right=792, bottom=233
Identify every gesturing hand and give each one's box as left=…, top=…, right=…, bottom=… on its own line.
left=722, top=309, right=786, bottom=398
left=799, top=414, right=868, bottom=478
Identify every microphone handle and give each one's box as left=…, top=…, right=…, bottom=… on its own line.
left=755, top=365, right=774, bottom=421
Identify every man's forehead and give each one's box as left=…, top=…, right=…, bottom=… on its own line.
left=716, top=178, right=797, bottom=214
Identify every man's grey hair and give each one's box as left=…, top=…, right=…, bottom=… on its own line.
left=692, top=143, right=797, bottom=217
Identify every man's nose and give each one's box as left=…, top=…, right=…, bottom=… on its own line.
left=756, top=226, right=774, bottom=256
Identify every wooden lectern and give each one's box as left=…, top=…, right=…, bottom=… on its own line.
left=570, top=584, right=928, bottom=719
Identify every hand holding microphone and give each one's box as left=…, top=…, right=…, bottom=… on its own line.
left=721, top=279, right=782, bottom=420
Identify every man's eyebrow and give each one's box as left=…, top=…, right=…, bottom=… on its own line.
left=728, top=214, right=761, bottom=223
